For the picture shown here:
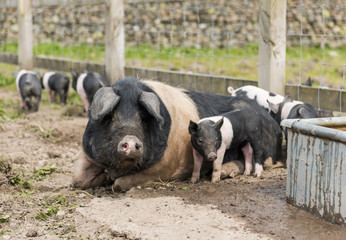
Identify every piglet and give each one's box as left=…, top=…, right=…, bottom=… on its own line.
left=15, top=70, right=42, bottom=112
left=71, top=71, right=110, bottom=112
left=188, top=108, right=282, bottom=183
left=41, top=71, right=70, bottom=104
left=268, top=94, right=319, bottom=140
left=227, top=85, right=285, bottom=113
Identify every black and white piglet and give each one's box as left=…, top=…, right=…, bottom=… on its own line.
left=71, top=71, right=110, bottom=112
left=267, top=94, right=319, bottom=125
left=188, top=108, right=282, bottom=183
left=15, top=69, right=42, bottom=112
left=228, top=85, right=330, bottom=119
left=267, top=94, right=319, bottom=140
left=41, top=71, right=70, bottom=104
left=227, top=85, right=285, bottom=113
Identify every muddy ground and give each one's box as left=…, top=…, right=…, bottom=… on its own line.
left=0, top=87, right=345, bottom=240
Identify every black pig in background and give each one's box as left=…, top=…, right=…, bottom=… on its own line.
left=71, top=71, right=109, bottom=112
left=41, top=71, right=70, bottom=105
left=14, top=70, right=42, bottom=113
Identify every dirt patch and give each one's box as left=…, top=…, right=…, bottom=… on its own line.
left=0, top=87, right=345, bottom=239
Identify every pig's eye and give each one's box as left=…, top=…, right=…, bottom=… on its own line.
left=197, top=137, right=203, bottom=145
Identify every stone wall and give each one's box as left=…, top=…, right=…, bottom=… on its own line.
left=0, top=0, right=345, bottom=49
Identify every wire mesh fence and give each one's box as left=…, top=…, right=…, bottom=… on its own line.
left=0, top=0, right=345, bottom=111
left=124, top=0, right=259, bottom=80
left=286, top=0, right=346, bottom=112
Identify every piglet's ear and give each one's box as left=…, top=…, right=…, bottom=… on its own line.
left=213, top=117, right=224, bottom=130
left=90, top=87, right=120, bottom=121
left=188, top=120, right=199, bottom=135
left=284, top=93, right=293, bottom=103
left=297, top=105, right=312, bottom=117
left=267, top=99, right=280, bottom=114
left=139, top=91, right=164, bottom=128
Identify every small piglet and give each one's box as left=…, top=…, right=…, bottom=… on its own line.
left=227, top=85, right=285, bottom=113
left=188, top=108, right=282, bottom=183
left=71, top=71, right=110, bottom=112
left=267, top=94, right=319, bottom=124
left=15, top=70, right=42, bottom=112
left=41, top=71, right=70, bottom=104
left=267, top=94, right=319, bottom=140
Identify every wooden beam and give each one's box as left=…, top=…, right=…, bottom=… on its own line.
left=258, top=0, right=286, bottom=95
left=105, top=0, right=125, bottom=84
left=18, top=0, right=34, bottom=70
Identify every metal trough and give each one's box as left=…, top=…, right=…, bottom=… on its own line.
left=281, top=117, right=346, bottom=224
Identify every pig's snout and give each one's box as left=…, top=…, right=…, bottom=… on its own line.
left=207, top=152, right=217, bottom=161
left=117, top=135, right=143, bottom=159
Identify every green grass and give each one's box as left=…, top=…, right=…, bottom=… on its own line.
left=0, top=42, right=344, bottom=88
left=32, top=165, right=56, bottom=181
left=36, top=194, right=78, bottom=221
left=0, top=99, right=24, bottom=123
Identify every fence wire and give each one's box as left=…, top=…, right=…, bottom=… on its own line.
left=124, top=0, right=259, bottom=81
left=0, top=0, right=345, bottom=111
left=287, top=0, right=346, bottom=112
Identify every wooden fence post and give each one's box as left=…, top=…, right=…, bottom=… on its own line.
left=258, top=0, right=286, bottom=95
left=18, top=0, right=34, bottom=70
left=105, top=0, right=125, bottom=84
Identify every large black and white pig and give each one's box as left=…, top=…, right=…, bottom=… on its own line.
left=188, top=107, right=282, bottom=183
left=73, top=77, right=276, bottom=192
left=15, top=70, right=42, bottom=112
left=71, top=71, right=110, bottom=112
left=41, top=71, right=70, bottom=104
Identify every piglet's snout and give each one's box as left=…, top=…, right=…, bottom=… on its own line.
left=207, top=152, right=217, bottom=161
left=117, top=135, right=143, bottom=158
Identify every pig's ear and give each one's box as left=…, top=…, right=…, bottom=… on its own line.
left=70, top=71, right=77, bottom=79
left=90, top=87, right=120, bottom=121
left=35, top=70, right=41, bottom=78
left=188, top=120, right=199, bottom=135
left=284, top=93, right=293, bottom=103
left=139, top=91, right=164, bottom=128
left=297, top=105, right=312, bottom=117
left=213, top=117, right=224, bottom=130
left=267, top=99, right=279, bottom=114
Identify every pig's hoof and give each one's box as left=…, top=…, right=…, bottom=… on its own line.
left=112, top=178, right=130, bottom=193
left=254, top=163, right=263, bottom=178
left=190, top=178, right=199, bottom=183
left=211, top=177, right=220, bottom=183
left=243, top=170, right=251, bottom=176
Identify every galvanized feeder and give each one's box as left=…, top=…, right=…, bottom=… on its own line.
left=281, top=117, right=346, bottom=224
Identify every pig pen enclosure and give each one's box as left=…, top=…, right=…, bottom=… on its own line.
left=0, top=0, right=346, bottom=239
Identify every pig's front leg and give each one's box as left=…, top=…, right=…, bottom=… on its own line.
left=47, top=89, right=53, bottom=102
left=242, top=142, right=253, bottom=175
left=252, top=145, right=264, bottom=178
left=254, top=163, right=264, bottom=178
left=211, top=147, right=226, bottom=183
left=191, top=148, right=203, bottom=183
left=53, top=91, right=58, bottom=103
left=33, top=96, right=41, bottom=112
left=72, top=151, right=111, bottom=189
